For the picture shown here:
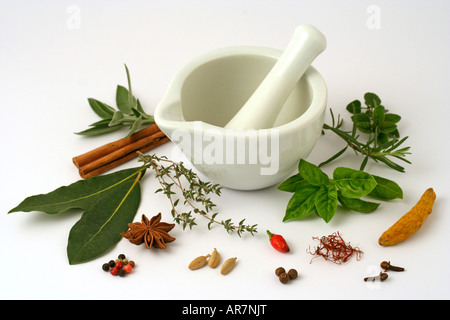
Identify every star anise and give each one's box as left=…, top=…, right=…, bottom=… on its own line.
left=121, top=213, right=175, bottom=249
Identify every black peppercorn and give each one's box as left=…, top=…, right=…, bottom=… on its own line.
left=102, top=263, right=110, bottom=271
left=118, top=254, right=126, bottom=260
left=118, top=268, right=127, bottom=277
left=108, top=260, right=115, bottom=268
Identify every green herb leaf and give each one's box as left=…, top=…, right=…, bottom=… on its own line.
left=346, top=100, right=361, bottom=114
left=321, top=93, right=411, bottom=172
left=333, top=167, right=376, bottom=198
left=67, top=171, right=142, bottom=264
left=87, top=98, right=115, bottom=119
left=337, top=191, right=380, bottom=213
left=283, top=185, right=320, bottom=221
left=368, top=175, right=403, bottom=200
left=364, top=92, right=381, bottom=108
left=8, top=167, right=145, bottom=214
left=277, top=174, right=309, bottom=192
left=372, top=105, right=385, bottom=128
left=76, top=65, right=155, bottom=138
left=74, top=123, right=123, bottom=136
left=116, top=85, right=136, bottom=115
left=314, top=185, right=338, bottom=222
left=298, top=159, right=330, bottom=186
left=126, top=115, right=143, bottom=137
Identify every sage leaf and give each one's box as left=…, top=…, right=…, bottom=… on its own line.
left=126, top=115, right=142, bottom=137
left=338, top=191, right=380, bottom=213
left=67, top=171, right=142, bottom=264
left=116, top=85, right=136, bottom=115
left=75, top=123, right=122, bottom=136
left=298, top=159, right=330, bottom=186
left=8, top=167, right=145, bottom=214
left=283, top=185, right=320, bottom=221
left=368, top=175, right=403, bottom=200
left=88, top=98, right=115, bottom=119
left=333, top=167, right=376, bottom=198
left=109, top=110, right=125, bottom=126
left=314, top=185, right=338, bottom=223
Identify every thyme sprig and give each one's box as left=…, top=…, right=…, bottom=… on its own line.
left=138, top=153, right=258, bottom=236
left=320, top=92, right=411, bottom=172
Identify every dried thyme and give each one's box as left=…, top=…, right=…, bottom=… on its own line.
left=138, top=153, right=257, bottom=236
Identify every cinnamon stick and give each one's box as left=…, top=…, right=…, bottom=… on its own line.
left=73, top=123, right=170, bottom=179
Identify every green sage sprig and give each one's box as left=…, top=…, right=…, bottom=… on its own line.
left=278, top=159, right=403, bottom=223
left=76, top=64, right=154, bottom=137
left=321, top=92, right=411, bottom=172
left=138, top=153, right=258, bottom=236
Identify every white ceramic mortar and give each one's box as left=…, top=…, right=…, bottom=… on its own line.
left=154, top=46, right=327, bottom=190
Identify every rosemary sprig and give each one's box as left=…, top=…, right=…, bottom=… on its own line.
left=320, top=92, right=411, bottom=172
left=138, top=153, right=258, bottom=236
left=76, top=64, right=154, bottom=137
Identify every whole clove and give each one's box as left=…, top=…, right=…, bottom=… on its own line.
left=380, top=261, right=405, bottom=272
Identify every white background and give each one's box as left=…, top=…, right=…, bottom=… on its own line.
left=1, top=0, right=449, bottom=300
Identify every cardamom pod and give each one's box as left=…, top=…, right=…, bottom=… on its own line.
left=220, top=257, right=237, bottom=275
left=188, top=254, right=210, bottom=270
left=208, top=248, right=221, bottom=269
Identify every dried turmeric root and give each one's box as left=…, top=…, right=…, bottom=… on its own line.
left=378, top=188, right=436, bottom=246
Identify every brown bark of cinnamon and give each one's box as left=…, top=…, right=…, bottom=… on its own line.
left=73, top=123, right=169, bottom=179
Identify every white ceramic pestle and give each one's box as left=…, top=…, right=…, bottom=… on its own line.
left=224, top=25, right=326, bottom=130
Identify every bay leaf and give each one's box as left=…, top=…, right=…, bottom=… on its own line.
left=8, top=167, right=145, bottom=215
left=67, top=171, right=142, bottom=264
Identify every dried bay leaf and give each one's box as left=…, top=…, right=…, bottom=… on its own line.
left=8, top=167, right=145, bottom=215
left=9, top=167, right=146, bottom=264
left=67, top=171, right=142, bottom=264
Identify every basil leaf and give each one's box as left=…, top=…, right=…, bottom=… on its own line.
left=67, top=172, right=142, bottom=264
left=298, top=159, right=330, bottom=186
left=8, top=167, right=145, bottom=214
left=283, top=185, right=320, bottom=221
left=314, top=185, right=338, bottom=223
left=278, top=174, right=309, bottom=192
left=368, top=175, right=403, bottom=200
left=333, top=167, right=376, bottom=198
left=87, top=98, right=115, bottom=119
left=338, top=191, right=380, bottom=213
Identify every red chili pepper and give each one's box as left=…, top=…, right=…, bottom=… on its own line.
left=267, top=230, right=290, bottom=253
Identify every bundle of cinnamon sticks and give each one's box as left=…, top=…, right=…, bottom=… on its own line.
left=73, top=123, right=169, bottom=179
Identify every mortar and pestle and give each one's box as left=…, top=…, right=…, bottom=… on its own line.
left=154, top=25, right=327, bottom=190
